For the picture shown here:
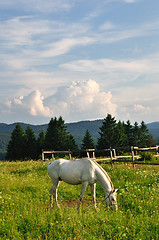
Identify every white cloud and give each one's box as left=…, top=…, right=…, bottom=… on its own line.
left=2, top=80, right=117, bottom=122
left=134, top=104, right=150, bottom=113
left=1, top=14, right=159, bottom=75
left=0, top=17, right=93, bottom=72
left=0, top=16, right=49, bottom=47
left=40, top=37, right=95, bottom=58
left=60, top=54, right=159, bottom=74
left=0, top=0, right=74, bottom=13
left=5, top=90, right=51, bottom=117
left=45, top=79, right=117, bottom=121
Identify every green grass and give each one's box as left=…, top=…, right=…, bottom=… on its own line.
left=0, top=161, right=159, bottom=240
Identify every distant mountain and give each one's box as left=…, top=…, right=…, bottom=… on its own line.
left=0, top=122, right=48, bottom=134
left=66, top=119, right=103, bottom=146
left=146, top=122, right=159, bottom=142
left=0, top=120, right=159, bottom=160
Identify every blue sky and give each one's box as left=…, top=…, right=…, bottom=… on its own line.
left=0, top=0, right=159, bottom=124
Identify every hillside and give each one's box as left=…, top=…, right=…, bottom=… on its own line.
left=66, top=119, right=102, bottom=146
left=0, top=120, right=159, bottom=160
left=146, top=122, right=159, bottom=141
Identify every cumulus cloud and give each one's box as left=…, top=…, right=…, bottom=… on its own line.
left=4, top=90, right=51, bottom=117
left=2, top=80, right=117, bottom=122
left=44, top=79, right=117, bottom=121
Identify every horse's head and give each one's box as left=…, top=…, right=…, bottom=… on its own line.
left=105, top=189, right=118, bottom=211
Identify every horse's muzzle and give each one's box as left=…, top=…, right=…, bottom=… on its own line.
left=110, top=204, right=118, bottom=211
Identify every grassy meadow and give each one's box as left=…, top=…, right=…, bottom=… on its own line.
left=0, top=160, right=159, bottom=239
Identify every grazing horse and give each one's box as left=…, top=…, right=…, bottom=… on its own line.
left=48, top=158, right=118, bottom=211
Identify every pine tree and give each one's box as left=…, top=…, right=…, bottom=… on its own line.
left=45, top=117, right=59, bottom=150
left=36, top=130, right=45, bottom=158
left=25, top=126, right=36, bottom=160
left=139, top=121, right=155, bottom=147
left=146, top=134, right=156, bottom=147
left=66, top=134, right=78, bottom=152
left=57, top=116, right=69, bottom=150
left=81, top=129, right=95, bottom=150
left=45, top=116, right=76, bottom=151
left=6, top=123, right=26, bottom=161
left=97, top=114, right=117, bottom=149
left=115, top=121, right=127, bottom=147
left=132, top=122, right=141, bottom=146
left=124, top=120, right=133, bottom=146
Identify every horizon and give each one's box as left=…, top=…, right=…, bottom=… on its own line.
left=1, top=118, right=159, bottom=127
left=0, top=0, right=159, bottom=124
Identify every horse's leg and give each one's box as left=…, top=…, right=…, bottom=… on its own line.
left=77, top=182, right=88, bottom=212
left=49, top=180, right=60, bottom=208
left=90, top=183, right=96, bottom=209
left=49, top=185, right=54, bottom=208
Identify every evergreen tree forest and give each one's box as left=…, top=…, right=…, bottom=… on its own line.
left=6, top=114, right=156, bottom=161
left=97, top=114, right=155, bottom=150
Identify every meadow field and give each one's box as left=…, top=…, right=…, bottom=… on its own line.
left=0, top=160, right=158, bottom=240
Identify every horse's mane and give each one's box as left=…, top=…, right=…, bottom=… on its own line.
left=90, top=158, right=114, bottom=190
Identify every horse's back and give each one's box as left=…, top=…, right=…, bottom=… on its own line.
left=48, top=158, right=93, bottom=169
left=48, top=158, right=67, bottom=167
left=48, top=158, right=96, bottom=185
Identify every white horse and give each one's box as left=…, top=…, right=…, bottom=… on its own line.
left=48, top=158, right=118, bottom=211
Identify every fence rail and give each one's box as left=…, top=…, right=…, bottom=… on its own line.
left=42, top=146, right=159, bottom=168
left=42, top=150, right=72, bottom=161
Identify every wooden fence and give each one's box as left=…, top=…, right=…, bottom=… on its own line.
left=42, top=146, right=159, bottom=168
left=85, top=146, right=159, bottom=168
left=42, top=150, right=72, bottom=161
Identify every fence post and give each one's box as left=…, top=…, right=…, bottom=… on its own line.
left=156, top=146, right=159, bottom=155
left=69, top=150, right=72, bottom=160
left=131, top=146, right=135, bottom=169
left=110, top=147, right=114, bottom=167
left=86, top=150, right=90, bottom=158
left=93, top=150, right=95, bottom=159
left=113, top=149, right=116, bottom=160
left=42, top=150, right=44, bottom=162
left=51, top=151, right=55, bottom=160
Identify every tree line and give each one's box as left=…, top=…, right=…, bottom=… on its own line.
left=6, top=114, right=156, bottom=161
left=6, top=116, right=78, bottom=161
